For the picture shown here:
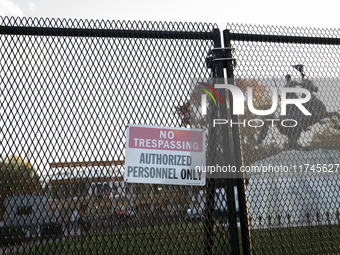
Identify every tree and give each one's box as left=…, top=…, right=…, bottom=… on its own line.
left=1, top=155, right=42, bottom=195
left=0, top=155, right=42, bottom=219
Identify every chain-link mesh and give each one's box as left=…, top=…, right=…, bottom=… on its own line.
left=0, top=16, right=242, bottom=254
left=226, top=23, right=340, bottom=254
left=5, top=17, right=339, bottom=255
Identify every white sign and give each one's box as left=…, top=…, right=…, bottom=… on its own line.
left=124, top=125, right=206, bottom=186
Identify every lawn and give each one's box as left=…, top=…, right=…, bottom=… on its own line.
left=10, top=220, right=340, bottom=254
left=250, top=224, right=340, bottom=255
left=13, top=220, right=241, bottom=255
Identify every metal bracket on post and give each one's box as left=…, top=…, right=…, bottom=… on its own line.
left=205, top=47, right=236, bottom=69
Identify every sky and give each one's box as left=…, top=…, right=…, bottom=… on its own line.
left=0, top=0, right=340, bottom=30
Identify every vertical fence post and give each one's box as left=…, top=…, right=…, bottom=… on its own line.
left=212, top=28, right=241, bottom=255
left=203, top=28, right=221, bottom=255
left=223, top=29, right=251, bottom=255
left=204, top=27, right=241, bottom=255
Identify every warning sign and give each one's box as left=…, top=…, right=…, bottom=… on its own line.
left=124, top=125, right=206, bottom=186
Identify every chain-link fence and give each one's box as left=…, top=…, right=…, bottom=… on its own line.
left=0, top=17, right=243, bottom=255
left=2, top=16, right=340, bottom=255
left=225, top=23, right=340, bottom=254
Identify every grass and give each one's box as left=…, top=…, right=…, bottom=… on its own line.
left=10, top=219, right=340, bottom=255
left=250, top=224, right=340, bottom=255
left=13, top=220, right=242, bottom=255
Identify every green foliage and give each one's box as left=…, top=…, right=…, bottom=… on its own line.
left=0, top=155, right=42, bottom=196
left=0, top=155, right=42, bottom=219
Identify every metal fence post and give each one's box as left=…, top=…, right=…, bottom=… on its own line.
left=204, top=28, right=241, bottom=255
left=223, top=29, right=252, bottom=255
left=204, top=28, right=221, bottom=255
left=213, top=29, right=240, bottom=255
